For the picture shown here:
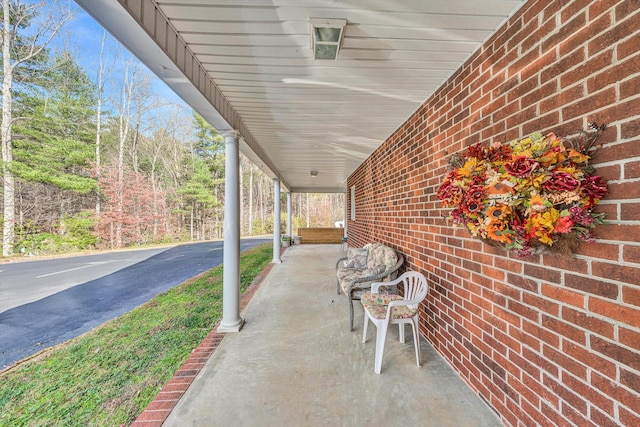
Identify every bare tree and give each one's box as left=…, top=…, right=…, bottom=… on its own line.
left=1, top=0, right=72, bottom=256
left=147, top=105, right=189, bottom=239
left=130, top=69, right=163, bottom=173
left=113, top=56, right=137, bottom=247
left=94, top=30, right=114, bottom=215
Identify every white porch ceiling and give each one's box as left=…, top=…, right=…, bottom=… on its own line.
left=76, top=0, right=525, bottom=193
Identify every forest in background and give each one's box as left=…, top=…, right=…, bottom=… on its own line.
left=1, top=1, right=345, bottom=256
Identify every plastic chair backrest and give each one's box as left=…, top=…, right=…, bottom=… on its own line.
left=400, top=271, right=429, bottom=308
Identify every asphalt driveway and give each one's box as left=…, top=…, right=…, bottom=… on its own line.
left=0, top=238, right=270, bottom=369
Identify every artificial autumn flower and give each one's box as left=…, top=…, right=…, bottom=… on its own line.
left=569, top=205, right=594, bottom=226
left=465, top=201, right=484, bottom=214
left=467, top=143, right=487, bottom=161
left=554, top=215, right=574, bottom=233
left=539, top=146, right=567, bottom=166
left=547, top=191, right=581, bottom=205
left=543, top=170, right=580, bottom=191
left=437, top=128, right=609, bottom=257
left=582, top=175, right=608, bottom=199
left=458, top=157, right=481, bottom=178
left=486, top=223, right=513, bottom=244
left=527, top=193, right=549, bottom=213
left=487, top=205, right=511, bottom=221
left=437, top=180, right=464, bottom=207
left=568, top=148, right=589, bottom=163
left=527, top=209, right=558, bottom=245
left=487, top=143, right=513, bottom=162
left=505, top=156, right=539, bottom=177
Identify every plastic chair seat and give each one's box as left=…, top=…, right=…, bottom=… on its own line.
left=361, top=293, right=417, bottom=319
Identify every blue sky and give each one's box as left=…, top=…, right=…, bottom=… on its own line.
left=52, top=2, right=192, bottom=126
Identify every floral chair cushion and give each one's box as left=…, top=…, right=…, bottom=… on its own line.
left=337, top=264, right=385, bottom=294
left=346, top=247, right=368, bottom=269
left=361, top=293, right=418, bottom=320
left=365, top=243, right=398, bottom=271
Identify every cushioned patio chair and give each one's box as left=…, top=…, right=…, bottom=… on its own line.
left=335, top=243, right=404, bottom=331
left=361, top=271, right=429, bottom=374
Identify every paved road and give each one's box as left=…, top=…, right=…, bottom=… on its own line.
left=0, top=238, right=270, bottom=369
left=0, top=247, right=170, bottom=313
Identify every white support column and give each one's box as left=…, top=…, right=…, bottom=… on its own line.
left=287, top=192, right=292, bottom=238
left=273, top=178, right=282, bottom=263
left=344, top=191, right=348, bottom=237
left=217, top=131, right=244, bottom=333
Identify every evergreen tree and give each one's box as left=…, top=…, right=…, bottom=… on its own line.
left=171, top=112, right=225, bottom=240
left=12, top=50, right=97, bottom=194
left=9, top=49, right=97, bottom=245
left=192, top=112, right=223, bottom=162
left=1, top=0, right=71, bottom=255
left=176, top=158, right=221, bottom=240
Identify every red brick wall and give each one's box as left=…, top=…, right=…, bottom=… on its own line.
left=347, top=1, right=639, bottom=425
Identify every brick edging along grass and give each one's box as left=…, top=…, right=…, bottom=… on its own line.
left=129, top=259, right=277, bottom=427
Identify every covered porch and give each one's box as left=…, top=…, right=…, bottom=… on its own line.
left=140, top=244, right=501, bottom=426
left=75, top=1, right=639, bottom=425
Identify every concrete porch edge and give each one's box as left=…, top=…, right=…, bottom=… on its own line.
left=129, top=257, right=277, bottom=427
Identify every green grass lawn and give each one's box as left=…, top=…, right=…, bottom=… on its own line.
left=0, top=243, right=273, bottom=426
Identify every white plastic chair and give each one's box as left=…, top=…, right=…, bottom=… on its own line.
left=361, top=271, right=429, bottom=374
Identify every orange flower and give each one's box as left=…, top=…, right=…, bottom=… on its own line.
left=553, top=215, right=574, bottom=233
left=486, top=222, right=513, bottom=244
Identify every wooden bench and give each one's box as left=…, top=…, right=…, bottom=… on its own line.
left=298, top=227, right=344, bottom=244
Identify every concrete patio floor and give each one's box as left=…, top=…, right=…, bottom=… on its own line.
left=163, top=244, right=503, bottom=426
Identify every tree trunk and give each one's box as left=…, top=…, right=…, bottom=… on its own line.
left=95, top=31, right=108, bottom=215
left=1, top=1, right=71, bottom=256
left=190, top=205, right=194, bottom=241
left=2, top=0, right=15, bottom=257
left=115, top=59, right=134, bottom=248
left=150, top=150, right=160, bottom=238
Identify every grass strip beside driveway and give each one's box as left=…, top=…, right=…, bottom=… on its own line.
left=0, top=243, right=273, bottom=426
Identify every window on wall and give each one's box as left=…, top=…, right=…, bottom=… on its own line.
left=350, top=186, right=356, bottom=220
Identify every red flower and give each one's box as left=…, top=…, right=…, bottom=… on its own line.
left=569, top=206, right=594, bottom=226
left=466, top=143, right=487, bottom=160
left=543, top=171, right=579, bottom=191
left=461, top=183, right=485, bottom=214
left=505, top=156, right=539, bottom=177
left=553, top=215, right=574, bottom=233
left=437, top=183, right=464, bottom=207
left=582, top=175, right=608, bottom=199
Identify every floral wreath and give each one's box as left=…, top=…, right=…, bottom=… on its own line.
left=437, top=124, right=608, bottom=257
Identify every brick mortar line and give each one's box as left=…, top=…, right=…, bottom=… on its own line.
left=129, top=253, right=280, bottom=427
